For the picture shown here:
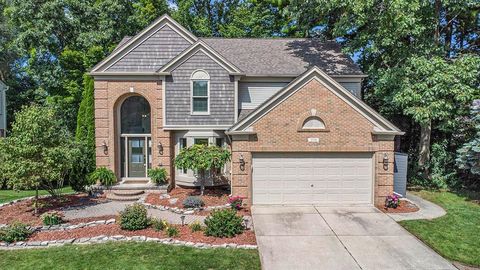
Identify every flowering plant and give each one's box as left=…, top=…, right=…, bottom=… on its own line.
left=385, top=194, right=401, bottom=209
left=228, top=196, right=244, bottom=210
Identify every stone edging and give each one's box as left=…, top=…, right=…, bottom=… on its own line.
left=0, top=235, right=257, bottom=250
left=0, top=195, right=53, bottom=209
left=139, top=197, right=231, bottom=215
left=0, top=219, right=116, bottom=232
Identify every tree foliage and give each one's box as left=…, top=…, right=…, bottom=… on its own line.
left=457, top=100, right=480, bottom=180
left=175, top=144, right=231, bottom=195
left=0, top=105, right=79, bottom=213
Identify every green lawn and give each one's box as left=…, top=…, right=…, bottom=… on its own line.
left=400, top=190, right=480, bottom=267
left=0, top=187, right=74, bottom=204
left=0, top=242, right=261, bottom=270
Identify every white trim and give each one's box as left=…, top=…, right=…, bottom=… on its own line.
left=161, top=76, right=166, bottom=128
left=229, top=67, right=402, bottom=134
left=91, top=14, right=197, bottom=72
left=239, top=76, right=294, bottom=83
left=163, top=125, right=231, bottom=130
left=157, top=41, right=243, bottom=74
left=190, top=73, right=210, bottom=115
left=234, top=76, right=240, bottom=122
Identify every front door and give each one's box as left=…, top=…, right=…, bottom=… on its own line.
left=128, top=137, right=146, bottom=177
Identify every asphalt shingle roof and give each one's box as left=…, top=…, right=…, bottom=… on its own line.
left=111, top=37, right=363, bottom=76
left=202, top=38, right=363, bottom=76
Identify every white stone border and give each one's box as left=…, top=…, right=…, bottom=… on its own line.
left=0, top=195, right=53, bottom=209
left=140, top=197, right=231, bottom=215
left=0, top=235, right=257, bottom=250
left=0, top=219, right=116, bottom=232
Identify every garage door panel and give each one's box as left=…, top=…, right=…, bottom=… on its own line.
left=252, top=153, right=373, bottom=205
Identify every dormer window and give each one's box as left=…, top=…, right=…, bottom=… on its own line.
left=191, top=70, right=210, bottom=115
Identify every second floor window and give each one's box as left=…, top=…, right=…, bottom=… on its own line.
left=191, top=70, right=210, bottom=114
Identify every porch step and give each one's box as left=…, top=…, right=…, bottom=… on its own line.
left=106, top=193, right=144, bottom=201
left=122, top=179, right=150, bottom=185
left=112, top=190, right=145, bottom=196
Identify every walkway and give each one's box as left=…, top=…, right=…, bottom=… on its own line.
left=387, top=192, right=447, bottom=221
left=62, top=201, right=206, bottom=225
left=252, top=205, right=455, bottom=270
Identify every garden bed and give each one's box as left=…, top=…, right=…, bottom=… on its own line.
left=0, top=194, right=107, bottom=226
left=381, top=199, right=419, bottom=213
left=27, top=223, right=256, bottom=245
left=145, top=187, right=231, bottom=210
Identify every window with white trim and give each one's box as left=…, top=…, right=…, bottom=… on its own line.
left=191, top=70, right=210, bottom=114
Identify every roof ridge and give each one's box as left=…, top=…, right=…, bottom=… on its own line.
left=200, top=37, right=337, bottom=42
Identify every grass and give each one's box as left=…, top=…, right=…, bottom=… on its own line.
left=0, top=186, right=74, bottom=204
left=0, top=241, right=261, bottom=270
left=400, top=190, right=480, bottom=266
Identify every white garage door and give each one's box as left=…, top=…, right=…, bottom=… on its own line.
left=252, top=153, right=373, bottom=205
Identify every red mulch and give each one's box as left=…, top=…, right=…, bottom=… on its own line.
left=195, top=207, right=252, bottom=216
left=145, top=187, right=230, bottom=209
left=0, top=194, right=107, bottom=226
left=29, top=224, right=256, bottom=245
left=380, top=199, right=419, bottom=213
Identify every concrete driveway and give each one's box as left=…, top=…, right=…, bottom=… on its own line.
left=252, top=206, right=455, bottom=270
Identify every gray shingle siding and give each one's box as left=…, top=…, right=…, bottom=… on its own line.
left=106, top=25, right=191, bottom=72
left=165, top=51, right=235, bottom=126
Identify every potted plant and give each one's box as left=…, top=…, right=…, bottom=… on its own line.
left=147, top=167, right=168, bottom=185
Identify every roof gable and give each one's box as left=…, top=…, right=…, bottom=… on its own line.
left=91, top=14, right=197, bottom=73
left=158, top=40, right=243, bottom=75
left=229, top=66, right=402, bottom=135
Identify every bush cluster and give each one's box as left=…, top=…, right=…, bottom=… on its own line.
left=0, top=222, right=32, bottom=243
left=150, top=218, right=168, bottom=232
left=119, top=203, right=149, bottom=231
left=204, top=209, right=244, bottom=238
left=189, top=221, right=203, bottom=232
left=183, top=196, right=204, bottom=208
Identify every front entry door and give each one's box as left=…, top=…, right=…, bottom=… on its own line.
left=128, top=137, right=146, bottom=177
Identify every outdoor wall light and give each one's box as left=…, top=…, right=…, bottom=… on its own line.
left=180, top=215, right=186, bottom=226
left=101, top=141, right=108, bottom=155
left=239, top=154, right=245, bottom=171
left=383, top=153, right=389, bottom=170
left=158, top=142, right=163, bottom=155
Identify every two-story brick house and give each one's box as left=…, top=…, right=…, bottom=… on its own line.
left=90, top=14, right=403, bottom=206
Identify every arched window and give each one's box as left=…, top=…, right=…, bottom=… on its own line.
left=121, top=96, right=151, bottom=134
left=302, top=116, right=326, bottom=130
left=190, top=70, right=210, bottom=114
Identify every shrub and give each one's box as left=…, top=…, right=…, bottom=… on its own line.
left=166, top=226, right=179, bottom=237
left=41, top=211, right=63, bottom=225
left=88, top=167, right=116, bottom=186
left=119, top=203, right=149, bottom=231
left=150, top=218, right=168, bottom=232
left=228, top=195, right=244, bottom=210
left=183, top=196, right=204, bottom=209
left=385, top=194, right=401, bottom=209
left=0, top=222, right=32, bottom=243
left=147, top=168, right=168, bottom=185
left=204, top=209, right=244, bottom=238
left=189, top=221, right=203, bottom=232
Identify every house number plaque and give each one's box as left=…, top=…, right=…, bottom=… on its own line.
left=307, top=137, right=320, bottom=143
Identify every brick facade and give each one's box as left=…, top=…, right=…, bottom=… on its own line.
left=230, top=79, right=395, bottom=207
left=94, top=80, right=174, bottom=183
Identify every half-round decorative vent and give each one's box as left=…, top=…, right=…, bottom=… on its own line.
left=190, top=69, right=210, bottom=80
left=302, top=116, right=326, bottom=130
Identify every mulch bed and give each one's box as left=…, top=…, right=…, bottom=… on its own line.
left=0, top=194, right=107, bottom=226
left=28, top=224, right=256, bottom=245
left=145, top=187, right=230, bottom=209
left=380, top=199, right=420, bottom=213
